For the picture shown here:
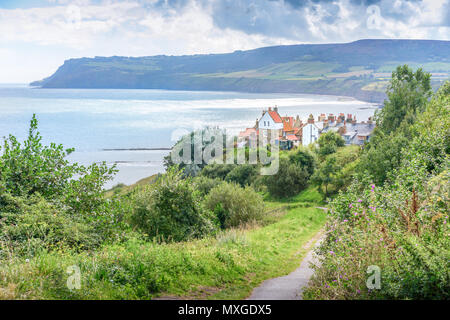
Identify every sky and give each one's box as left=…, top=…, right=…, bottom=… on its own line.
left=0, top=0, right=448, bottom=83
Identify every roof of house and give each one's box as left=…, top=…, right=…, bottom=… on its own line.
left=282, top=116, right=294, bottom=132
left=286, top=134, right=300, bottom=141
left=238, top=128, right=257, bottom=137
left=268, top=110, right=282, bottom=123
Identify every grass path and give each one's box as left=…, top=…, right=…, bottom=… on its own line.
left=247, top=230, right=323, bottom=300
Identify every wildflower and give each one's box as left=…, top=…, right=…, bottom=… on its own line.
left=354, top=212, right=358, bottom=216
left=370, top=184, right=375, bottom=192
left=343, top=219, right=348, bottom=222
left=349, top=203, right=353, bottom=208
left=329, top=250, right=335, bottom=255
left=357, top=289, right=361, bottom=294
left=357, top=199, right=362, bottom=203
left=25, top=259, right=30, bottom=263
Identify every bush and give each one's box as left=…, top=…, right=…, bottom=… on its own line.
left=0, top=194, right=101, bottom=257
left=225, top=164, right=259, bottom=187
left=204, top=182, right=265, bottom=229
left=317, top=131, right=345, bottom=159
left=200, top=163, right=237, bottom=180
left=264, top=157, right=310, bottom=198
left=129, top=168, right=217, bottom=242
left=192, top=176, right=223, bottom=196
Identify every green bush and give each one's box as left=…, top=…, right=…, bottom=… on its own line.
left=204, top=182, right=265, bottom=229
left=225, top=164, right=259, bottom=187
left=263, top=157, right=310, bottom=198
left=129, top=168, right=217, bottom=242
left=192, top=176, right=223, bottom=196
left=200, top=163, right=237, bottom=180
left=0, top=194, right=101, bottom=257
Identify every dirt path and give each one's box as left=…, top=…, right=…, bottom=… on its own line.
left=247, top=230, right=324, bottom=300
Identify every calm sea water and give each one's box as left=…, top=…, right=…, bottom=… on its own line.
left=0, top=84, right=378, bottom=188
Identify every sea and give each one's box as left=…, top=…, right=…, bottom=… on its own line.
left=0, top=84, right=379, bottom=189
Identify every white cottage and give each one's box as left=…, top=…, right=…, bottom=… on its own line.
left=257, top=107, right=283, bottom=141
left=302, top=114, right=321, bottom=146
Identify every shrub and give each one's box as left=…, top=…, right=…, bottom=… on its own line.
left=192, top=176, right=223, bottom=196
left=204, top=182, right=265, bottom=229
left=0, top=193, right=101, bottom=257
left=129, top=168, right=217, bottom=242
left=200, top=163, right=237, bottom=180
left=225, top=164, right=259, bottom=187
left=317, top=131, right=345, bottom=159
left=264, top=157, right=310, bottom=198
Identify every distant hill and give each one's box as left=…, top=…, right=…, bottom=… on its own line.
left=31, top=39, right=450, bottom=103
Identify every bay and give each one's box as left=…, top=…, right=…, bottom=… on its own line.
left=0, top=84, right=378, bottom=188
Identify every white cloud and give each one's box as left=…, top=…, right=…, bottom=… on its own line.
left=0, top=0, right=448, bottom=83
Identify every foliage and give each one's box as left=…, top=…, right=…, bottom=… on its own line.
left=200, top=163, right=237, bottom=180
left=129, top=168, right=217, bottom=242
left=163, top=128, right=227, bottom=176
left=375, top=65, right=432, bottom=135
left=0, top=115, right=123, bottom=255
left=357, top=66, right=433, bottom=185
left=317, top=131, right=345, bottom=159
left=192, top=176, right=223, bottom=197
left=0, top=194, right=101, bottom=258
left=204, top=182, right=265, bottom=229
left=0, top=204, right=326, bottom=300
left=312, top=145, right=360, bottom=197
left=304, top=79, right=450, bottom=300
left=225, top=164, right=259, bottom=187
left=263, top=157, right=310, bottom=198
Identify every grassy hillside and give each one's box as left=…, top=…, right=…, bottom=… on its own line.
left=31, top=39, right=450, bottom=103
left=0, top=188, right=326, bottom=300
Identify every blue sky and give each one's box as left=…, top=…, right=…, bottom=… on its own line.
left=0, top=0, right=448, bottom=83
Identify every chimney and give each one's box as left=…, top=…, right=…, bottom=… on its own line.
left=307, top=114, right=314, bottom=124
left=368, top=117, right=373, bottom=124
left=328, top=114, right=334, bottom=123
left=268, top=107, right=272, bottom=112
left=274, top=106, right=278, bottom=113
left=255, top=119, right=259, bottom=128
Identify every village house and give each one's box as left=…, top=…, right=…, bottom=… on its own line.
left=238, top=108, right=375, bottom=149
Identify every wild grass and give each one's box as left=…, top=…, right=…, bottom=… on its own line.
left=0, top=204, right=326, bottom=300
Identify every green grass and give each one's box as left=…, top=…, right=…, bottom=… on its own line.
left=0, top=192, right=326, bottom=300
left=263, top=186, right=324, bottom=210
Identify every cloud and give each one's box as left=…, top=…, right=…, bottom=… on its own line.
left=0, top=0, right=448, bottom=82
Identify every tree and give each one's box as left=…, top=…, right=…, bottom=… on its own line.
left=288, top=147, right=316, bottom=177
left=264, top=157, right=310, bottom=198
left=357, top=66, right=432, bottom=185
left=312, top=155, right=339, bottom=197
left=130, top=168, right=216, bottom=242
left=376, top=65, right=432, bottom=135
left=317, top=131, right=345, bottom=159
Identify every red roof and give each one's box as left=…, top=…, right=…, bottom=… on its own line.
left=239, top=128, right=258, bottom=137
left=268, top=111, right=282, bottom=123
left=286, top=134, right=300, bottom=141
left=282, top=116, right=294, bottom=132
